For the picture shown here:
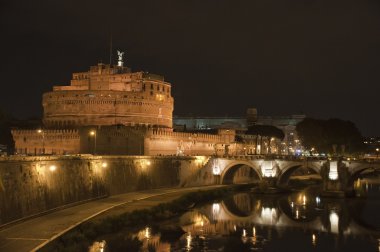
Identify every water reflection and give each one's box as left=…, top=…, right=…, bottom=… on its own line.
left=90, top=184, right=380, bottom=251
left=88, top=240, right=106, bottom=252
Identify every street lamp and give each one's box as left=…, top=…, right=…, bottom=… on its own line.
left=376, top=148, right=379, bottom=159
left=89, top=130, right=97, bottom=155
left=37, top=129, right=45, bottom=154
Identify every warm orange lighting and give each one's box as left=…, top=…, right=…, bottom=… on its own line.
left=49, top=165, right=57, bottom=172
left=312, top=234, right=317, bottom=246
left=155, top=94, right=165, bottom=101
left=90, top=130, right=96, bottom=136
left=102, top=162, right=107, bottom=168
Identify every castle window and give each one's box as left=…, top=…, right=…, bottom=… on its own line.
left=150, top=91, right=153, bottom=96
left=23, top=137, right=27, bottom=142
left=151, top=84, right=153, bottom=89
left=157, top=85, right=160, bottom=91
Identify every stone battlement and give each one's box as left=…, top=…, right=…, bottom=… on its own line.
left=148, top=128, right=225, bottom=142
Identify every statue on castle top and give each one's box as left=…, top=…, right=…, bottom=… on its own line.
left=117, top=50, right=124, bottom=67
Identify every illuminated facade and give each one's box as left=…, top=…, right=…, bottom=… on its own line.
left=12, top=61, right=238, bottom=155
left=43, top=63, right=173, bottom=128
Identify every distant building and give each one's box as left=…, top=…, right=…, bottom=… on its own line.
left=363, top=137, right=380, bottom=155
left=173, top=111, right=305, bottom=155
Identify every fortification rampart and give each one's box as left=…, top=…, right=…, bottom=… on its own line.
left=12, top=129, right=80, bottom=155
left=0, top=155, right=214, bottom=226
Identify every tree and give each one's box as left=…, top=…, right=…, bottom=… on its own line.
left=246, top=125, right=285, bottom=140
left=246, top=125, right=285, bottom=154
left=296, top=118, right=365, bottom=154
left=0, top=108, right=14, bottom=154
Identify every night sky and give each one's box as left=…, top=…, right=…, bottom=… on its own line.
left=1, top=0, right=379, bottom=136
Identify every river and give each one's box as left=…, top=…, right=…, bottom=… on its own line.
left=89, top=180, right=380, bottom=252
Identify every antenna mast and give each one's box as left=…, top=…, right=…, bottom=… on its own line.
left=109, top=34, right=113, bottom=65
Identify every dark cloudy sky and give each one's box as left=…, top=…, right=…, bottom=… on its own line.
left=1, top=0, right=379, bottom=136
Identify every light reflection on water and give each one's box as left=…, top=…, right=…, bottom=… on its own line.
left=90, top=182, right=380, bottom=252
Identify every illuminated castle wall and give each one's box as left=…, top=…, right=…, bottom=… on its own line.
left=12, top=61, right=238, bottom=156
left=43, top=63, right=173, bottom=128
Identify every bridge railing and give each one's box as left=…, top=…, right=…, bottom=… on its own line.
left=221, top=154, right=328, bottom=161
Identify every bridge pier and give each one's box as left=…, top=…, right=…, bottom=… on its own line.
left=320, top=159, right=349, bottom=197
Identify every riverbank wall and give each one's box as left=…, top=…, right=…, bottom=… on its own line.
left=0, top=155, right=215, bottom=226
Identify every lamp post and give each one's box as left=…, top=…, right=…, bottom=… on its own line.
left=376, top=148, right=379, bottom=159
left=37, top=129, right=45, bottom=154
left=90, top=130, right=97, bottom=155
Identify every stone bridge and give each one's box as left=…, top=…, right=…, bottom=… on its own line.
left=193, top=156, right=380, bottom=194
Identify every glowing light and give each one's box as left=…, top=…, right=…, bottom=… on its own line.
left=144, top=227, right=150, bottom=239
left=261, top=161, right=274, bottom=177
left=312, top=234, right=317, bottom=246
left=89, top=240, right=106, bottom=252
left=261, top=207, right=277, bottom=224
left=37, top=129, right=42, bottom=133
left=252, top=227, right=257, bottom=245
left=49, top=165, right=57, bottom=172
left=89, top=130, right=96, bottom=136
left=234, top=225, right=237, bottom=231
left=316, top=196, right=321, bottom=205
left=328, top=161, right=338, bottom=180
left=156, top=94, right=165, bottom=101
left=212, top=203, right=220, bottom=219
left=146, top=160, right=151, bottom=166
left=102, top=162, right=107, bottom=168
left=213, top=166, right=220, bottom=175
left=329, top=211, right=339, bottom=233
left=295, top=209, right=299, bottom=219
left=302, top=195, right=307, bottom=206
left=186, top=233, right=192, bottom=251
left=242, top=229, right=246, bottom=237
left=290, top=202, right=294, bottom=208
left=257, top=144, right=261, bottom=154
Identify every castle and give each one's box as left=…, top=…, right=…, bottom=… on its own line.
left=11, top=56, right=240, bottom=156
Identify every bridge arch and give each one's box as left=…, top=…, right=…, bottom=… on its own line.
left=346, top=163, right=380, bottom=191
left=277, top=162, right=322, bottom=187
left=220, top=161, right=262, bottom=185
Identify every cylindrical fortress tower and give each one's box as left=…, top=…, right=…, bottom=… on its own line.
left=42, top=63, right=174, bottom=128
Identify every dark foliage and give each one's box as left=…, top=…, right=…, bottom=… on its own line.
left=296, top=118, right=365, bottom=154
left=0, top=108, right=14, bottom=154
left=246, top=125, right=285, bottom=140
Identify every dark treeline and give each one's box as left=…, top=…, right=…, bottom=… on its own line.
left=246, top=125, right=285, bottom=140
left=296, top=118, right=365, bottom=154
